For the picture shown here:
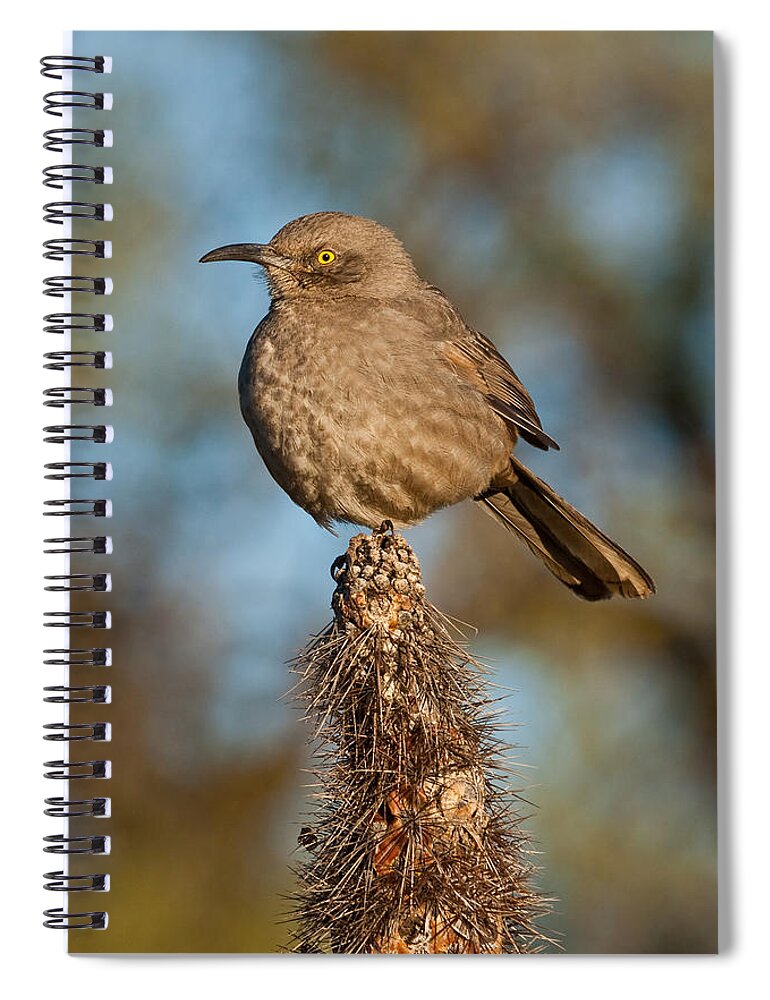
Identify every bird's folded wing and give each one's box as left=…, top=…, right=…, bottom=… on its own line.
left=440, top=331, right=560, bottom=452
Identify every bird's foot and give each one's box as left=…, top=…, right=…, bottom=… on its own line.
left=330, top=554, right=348, bottom=582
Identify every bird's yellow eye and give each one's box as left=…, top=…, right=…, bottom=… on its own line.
left=316, top=249, right=336, bottom=266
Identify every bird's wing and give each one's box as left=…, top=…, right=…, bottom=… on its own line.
left=391, top=285, right=559, bottom=452
left=439, top=327, right=560, bottom=452
left=412, top=285, right=559, bottom=451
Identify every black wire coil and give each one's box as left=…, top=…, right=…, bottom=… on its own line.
left=44, top=312, right=110, bottom=335
left=44, top=574, right=111, bottom=593
left=43, top=910, right=108, bottom=931
left=44, top=760, right=110, bottom=780
left=43, top=352, right=110, bottom=370
left=45, top=798, right=109, bottom=818
left=43, top=164, right=109, bottom=188
left=44, top=686, right=111, bottom=705
left=43, top=128, right=109, bottom=152
left=44, top=537, right=111, bottom=554
left=43, top=425, right=111, bottom=444
left=44, top=870, right=109, bottom=889
left=42, top=54, right=112, bottom=931
left=43, top=238, right=109, bottom=260
left=43, top=648, right=111, bottom=667
left=44, top=461, right=111, bottom=480
left=43, top=275, right=109, bottom=296
left=43, top=387, right=110, bottom=407
left=43, top=498, right=111, bottom=516
left=44, top=91, right=107, bottom=117
left=41, top=55, right=108, bottom=79
left=44, top=201, right=109, bottom=224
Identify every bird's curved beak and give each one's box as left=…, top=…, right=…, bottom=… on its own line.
left=198, top=243, right=288, bottom=268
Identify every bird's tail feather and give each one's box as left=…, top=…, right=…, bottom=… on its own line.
left=478, top=457, right=655, bottom=601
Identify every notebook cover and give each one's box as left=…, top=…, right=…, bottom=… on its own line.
left=46, top=29, right=716, bottom=953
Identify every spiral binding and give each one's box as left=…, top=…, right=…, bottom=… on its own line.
left=42, top=54, right=111, bottom=933
left=40, top=55, right=109, bottom=79
left=43, top=238, right=110, bottom=259
left=43, top=128, right=110, bottom=153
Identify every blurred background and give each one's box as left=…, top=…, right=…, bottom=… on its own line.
left=69, top=31, right=715, bottom=953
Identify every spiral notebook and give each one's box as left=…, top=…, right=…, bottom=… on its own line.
left=41, top=31, right=717, bottom=954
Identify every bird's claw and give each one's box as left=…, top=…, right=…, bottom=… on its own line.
left=330, top=554, right=348, bottom=582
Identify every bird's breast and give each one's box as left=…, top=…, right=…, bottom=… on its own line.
left=237, top=303, right=511, bottom=527
left=238, top=310, right=368, bottom=521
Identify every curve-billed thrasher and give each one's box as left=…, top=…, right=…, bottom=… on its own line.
left=201, top=212, right=654, bottom=601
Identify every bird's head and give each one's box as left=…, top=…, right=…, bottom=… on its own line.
left=199, top=211, right=421, bottom=302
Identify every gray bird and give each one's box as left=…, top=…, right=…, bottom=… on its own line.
left=200, top=212, right=654, bottom=601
